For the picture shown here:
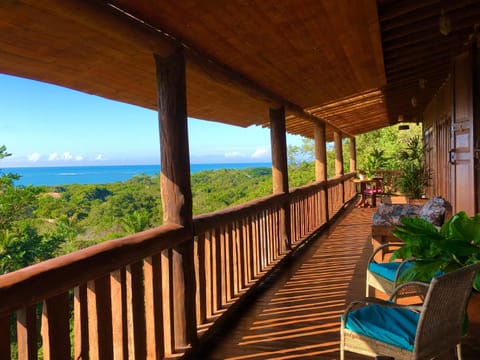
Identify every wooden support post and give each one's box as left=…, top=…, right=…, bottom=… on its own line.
left=350, top=137, right=357, bottom=173
left=270, top=106, right=291, bottom=250
left=155, top=48, right=197, bottom=352
left=334, top=130, right=345, bottom=203
left=314, top=122, right=329, bottom=221
left=334, top=131, right=344, bottom=177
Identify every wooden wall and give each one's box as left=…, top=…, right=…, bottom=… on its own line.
left=423, top=76, right=453, bottom=202
left=423, top=45, right=479, bottom=215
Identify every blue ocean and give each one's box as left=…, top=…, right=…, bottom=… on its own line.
left=4, top=163, right=272, bottom=187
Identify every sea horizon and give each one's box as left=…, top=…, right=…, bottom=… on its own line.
left=2, top=163, right=272, bottom=187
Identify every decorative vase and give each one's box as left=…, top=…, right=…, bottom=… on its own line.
left=468, top=291, right=480, bottom=341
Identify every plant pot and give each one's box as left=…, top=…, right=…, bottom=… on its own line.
left=468, top=291, right=480, bottom=340
left=407, top=198, right=428, bottom=205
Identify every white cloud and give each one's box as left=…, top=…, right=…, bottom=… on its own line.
left=28, top=152, right=41, bottom=162
left=49, top=152, right=59, bottom=161
left=63, top=152, right=73, bottom=160
left=251, top=148, right=268, bottom=159
left=75, top=155, right=84, bottom=161
left=225, top=151, right=245, bottom=158
left=95, top=154, right=103, bottom=161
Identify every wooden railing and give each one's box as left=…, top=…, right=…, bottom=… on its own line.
left=0, top=173, right=356, bottom=359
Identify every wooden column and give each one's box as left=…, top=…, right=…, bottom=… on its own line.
left=270, top=106, right=291, bottom=250
left=314, top=122, right=329, bottom=221
left=350, top=137, right=357, bottom=173
left=334, top=130, right=345, bottom=203
left=334, top=131, right=344, bottom=177
left=155, top=48, right=197, bottom=351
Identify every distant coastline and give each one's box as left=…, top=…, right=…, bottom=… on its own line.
left=4, top=163, right=272, bottom=187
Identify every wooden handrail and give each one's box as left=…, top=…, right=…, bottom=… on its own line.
left=193, top=173, right=354, bottom=234
left=0, top=223, right=190, bottom=317
left=193, top=193, right=288, bottom=234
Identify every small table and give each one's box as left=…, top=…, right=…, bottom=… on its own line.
left=352, top=178, right=377, bottom=207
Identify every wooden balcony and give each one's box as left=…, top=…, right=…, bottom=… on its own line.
left=0, top=174, right=356, bottom=358
left=1, top=174, right=479, bottom=359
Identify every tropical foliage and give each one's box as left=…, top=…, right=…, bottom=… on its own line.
left=397, top=135, right=430, bottom=198
left=0, top=124, right=423, bottom=274
left=392, top=212, right=480, bottom=291
left=0, top=146, right=278, bottom=274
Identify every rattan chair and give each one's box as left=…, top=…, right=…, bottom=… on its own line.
left=341, top=263, right=480, bottom=360
left=366, top=242, right=414, bottom=296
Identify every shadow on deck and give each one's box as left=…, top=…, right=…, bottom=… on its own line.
left=201, top=207, right=374, bottom=359
left=201, top=207, right=479, bottom=360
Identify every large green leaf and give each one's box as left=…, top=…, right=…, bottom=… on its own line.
left=398, top=259, right=446, bottom=283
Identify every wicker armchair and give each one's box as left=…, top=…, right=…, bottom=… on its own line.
left=341, top=263, right=480, bottom=360
left=365, top=242, right=415, bottom=296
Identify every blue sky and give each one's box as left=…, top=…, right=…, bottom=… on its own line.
left=1, top=74, right=305, bottom=168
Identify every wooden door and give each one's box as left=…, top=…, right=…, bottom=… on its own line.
left=451, top=49, right=477, bottom=215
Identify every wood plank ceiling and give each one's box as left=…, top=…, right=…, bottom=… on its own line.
left=0, top=1, right=478, bottom=139
left=379, top=0, right=480, bottom=124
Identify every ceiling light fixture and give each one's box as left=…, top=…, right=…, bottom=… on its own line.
left=439, top=9, right=451, bottom=36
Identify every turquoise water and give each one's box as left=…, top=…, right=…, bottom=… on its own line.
left=4, top=163, right=271, bottom=186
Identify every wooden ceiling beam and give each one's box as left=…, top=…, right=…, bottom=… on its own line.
left=379, top=0, right=479, bottom=30
left=382, top=4, right=480, bottom=42
left=384, top=41, right=459, bottom=64
left=378, top=0, right=438, bottom=23
left=386, top=61, right=450, bottom=80
left=386, top=56, right=451, bottom=77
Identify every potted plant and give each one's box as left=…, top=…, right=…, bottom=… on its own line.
left=391, top=211, right=480, bottom=289
left=397, top=136, right=431, bottom=202
left=391, top=211, right=480, bottom=337
left=357, top=169, right=367, bottom=180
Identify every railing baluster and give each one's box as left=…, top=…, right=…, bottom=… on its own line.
left=204, top=231, right=213, bottom=319
left=144, top=254, right=164, bottom=359
left=87, top=276, right=113, bottom=359
left=227, top=223, right=235, bottom=301
left=17, top=305, right=37, bottom=360
left=0, top=315, right=10, bottom=358
left=74, top=284, right=89, bottom=359
left=195, top=234, right=207, bottom=325
left=213, top=228, right=221, bottom=313
left=161, top=249, right=173, bottom=355
left=126, top=261, right=146, bottom=358
left=232, top=221, right=240, bottom=296
left=110, top=269, right=127, bottom=360
left=41, top=292, right=71, bottom=359
left=246, top=216, right=254, bottom=283
left=220, top=225, right=228, bottom=306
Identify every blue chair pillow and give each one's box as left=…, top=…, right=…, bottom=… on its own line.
left=369, top=261, right=413, bottom=281
left=344, top=304, right=419, bottom=351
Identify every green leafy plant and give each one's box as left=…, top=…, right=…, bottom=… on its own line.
left=364, top=148, right=389, bottom=178
left=391, top=211, right=480, bottom=291
left=397, top=136, right=431, bottom=198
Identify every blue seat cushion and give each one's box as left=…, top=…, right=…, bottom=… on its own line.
left=344, top=304, right=419, bottom=351
left=369, top=261, right=413, bottom=281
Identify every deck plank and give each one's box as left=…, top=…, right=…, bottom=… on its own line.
left=204, top=207, right=479, bottom=359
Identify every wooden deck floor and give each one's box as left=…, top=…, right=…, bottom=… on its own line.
left=202, top=206, right=480, bottom=360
